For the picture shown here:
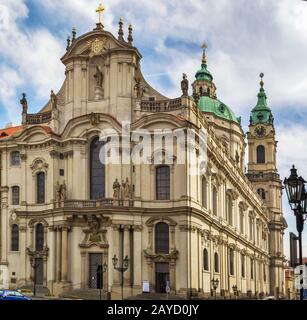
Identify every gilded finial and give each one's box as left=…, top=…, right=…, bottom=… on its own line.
left=128, top=24, right=133, bottom=45
left=96, top=2, right=105, bottom=23
left=118, top=17, right=124, bottom=41
left=201, top=42, right=207, bottom=66
left=72, top=27, right=77, bottom=43
left=260, top=72, right=264, bottom=90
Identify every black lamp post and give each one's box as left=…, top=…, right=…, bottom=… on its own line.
left=284, top=165, right=307, bottom=301
left=112, top=255, right=129, bottom=300
left=97, top=261, right=108, bottom=300
left=232, top=285, right=238, bottom=300
left=211, top=278, right=219, bottom=300
left=31, top=259, right=38, bottom=297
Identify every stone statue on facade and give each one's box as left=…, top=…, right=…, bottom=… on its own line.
left=124, top=177, right=131, bottom=199
left=113, top=178, right=120, bottom=199
left=50, top=90, right=57, bottom=110
left=134, top=77, right=146, bottom=99
left=20, top=93, right=28, bottom=114
left=121, top=180, right=126, bottom=200
left=94, top=65, right=103, bottom=87
left=181, top=73, right=189, bottom=96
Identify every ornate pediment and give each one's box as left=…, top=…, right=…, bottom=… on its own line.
left=143, top=248, right=179, bottom=262
left=30, top=158, right=48, bottom=176
left=79, top=215, right=110, bottom=249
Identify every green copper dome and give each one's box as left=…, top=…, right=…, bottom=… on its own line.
left=198, top=96, right=241, bottom=124
left=250, top=74, right=274, bottom=126
left=195, top=63, right=213, bottom=82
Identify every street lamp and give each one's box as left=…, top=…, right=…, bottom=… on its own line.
left=284, top=165, right=307, bottom=301
left=97, top=261, right=108, bottom=300
left=232, top=285, right=238, bottom=300
left=31, top=259, right=38, bottom=297
left=211, top=278, right=219, bottom=300
left=112, top=255, right=130, bottom=300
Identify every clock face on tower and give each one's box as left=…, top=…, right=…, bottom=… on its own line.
left=255, top=126, right=266, bottom=137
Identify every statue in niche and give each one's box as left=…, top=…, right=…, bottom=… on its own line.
left=60, top=181, right=67, bottom=202
left=55, top=182, right=61, bottom=203
left=94, top=65, right=103, bottom=88
left=113, top=178, right=120, bottom=199
left=88, top=215, right=101, bottom=242
left=124, top=178, right=131, bottom=199
left=181, top=73, right=189, bottom=96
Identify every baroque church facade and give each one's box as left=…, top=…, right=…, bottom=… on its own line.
left=0, top=12, right=286, bottom=299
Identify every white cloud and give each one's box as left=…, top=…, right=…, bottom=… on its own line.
left=0, top=65, right=23, bottom=124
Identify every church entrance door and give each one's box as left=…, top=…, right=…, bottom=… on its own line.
left=155, top=263, right=170, bottom=293
left=89, top=253, right=103, bottom=289
left=35, top=258, right=44, bottom=285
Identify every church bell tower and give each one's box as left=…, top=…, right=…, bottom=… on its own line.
left=246, top=73, right=287, bottom=297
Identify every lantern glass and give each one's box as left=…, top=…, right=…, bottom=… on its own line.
left=284, top=166, right=305, bottom=206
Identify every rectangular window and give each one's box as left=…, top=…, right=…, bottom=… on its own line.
left=37, top=172, right=45, bottom=204
left=59, top=169, right=65, bottom=176
left=156, top=166, right=170, bottom=200
left=12, top=186, right=20, bottom=205
left=11, top=151, right=20, bottom=166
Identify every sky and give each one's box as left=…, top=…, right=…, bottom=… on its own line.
left=1, top=0, right=307, bottom=259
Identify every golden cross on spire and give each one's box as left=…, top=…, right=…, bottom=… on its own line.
left=201, top=42, right=208, bottom=65
left=96, top=2, right=105, bottom=23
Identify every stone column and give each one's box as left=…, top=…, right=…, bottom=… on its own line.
left=133, top=226, right=142, bottom=289
left=56, top=227, right=62, bottom=282
left=123, top=225, right=131, bottom=285
left=112, top=225, right=120, bottom=285
left=61, top=226, right=68, bottom=282
left=19, top=226, right=27, bottom=284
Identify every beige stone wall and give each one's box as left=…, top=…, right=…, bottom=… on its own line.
left=0, top=24, right=278, bottom=299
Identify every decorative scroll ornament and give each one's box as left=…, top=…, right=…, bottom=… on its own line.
left=88, top=38, right=106, bottom=57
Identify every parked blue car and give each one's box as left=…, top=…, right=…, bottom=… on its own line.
left=0, top=290, right=31, bottom=301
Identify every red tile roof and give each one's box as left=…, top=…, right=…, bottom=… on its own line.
left=0, top=125, right=53, bottom=140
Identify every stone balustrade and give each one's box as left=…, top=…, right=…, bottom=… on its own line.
left=141, top=97, right=182, bottom=112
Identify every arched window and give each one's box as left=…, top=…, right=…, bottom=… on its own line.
left=199, top=87, right=203, bottom=95
left=212, top=187, right=218, bottom=216
left=203, top=248, right=209, bottom=271
left=240, top=208, right=244, bottom=234
left=11, top=151, right=20, bottom=166
left=214, top=252, right=219, bottom=273
left=226, top=194, right=233, bottom=225
left=202, top=177, right=207, bottom=208
left=257, top=188, right=266, bottom=200
left=36, top=172, right=45, bottom=204
left=12, top=186, right=20, bottom=205
left=256, top=145, right=265, bottom=164
left=90, top=137, right=106, bottom=200
left=35, top=223, right=44, bottom=251
left=155, top=222, right=169, bottom=254
left=11, top=224, right=19, bottom=251
left=229, top=248, right=234, bottom=276
left=156, top=166, right=170, bottom=200
left=241, top=254, right=245, bottom=278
